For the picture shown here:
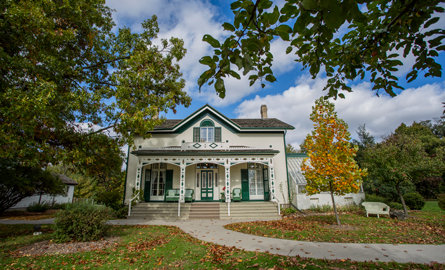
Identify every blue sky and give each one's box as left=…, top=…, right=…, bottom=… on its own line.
left=106, top=0, right=445, bottom=149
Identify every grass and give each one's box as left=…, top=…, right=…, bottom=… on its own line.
left=225, top=206, right=445, bottom=245
left=1, top=224, right=443, bottom=269
left=422, top=201, right=442, bottom=212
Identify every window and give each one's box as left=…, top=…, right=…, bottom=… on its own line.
left=193, top=120, right=221, bottom=142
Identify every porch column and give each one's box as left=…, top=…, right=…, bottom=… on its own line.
left=268, top=159, right=276, bottom=202
left=224, top=165, right=231, bottom=202
left=135, top=162, right=142, bottom=192
left=179, top=160, right=186, bottom=203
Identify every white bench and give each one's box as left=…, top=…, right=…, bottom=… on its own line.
left=362, top=202, right=390, bottom=218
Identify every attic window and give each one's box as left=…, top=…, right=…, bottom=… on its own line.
left=193, top=120, right=221, bottom=143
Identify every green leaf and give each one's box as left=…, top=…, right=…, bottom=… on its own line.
left=265, top=74, right=276, bottom=82
left=202, top=34, right=221, bottom=48
left=286, top=46, right=292, bottom=54
left=229, top=70, right=241, bottom=80
left=222, top=23, right=236, bottom=32
left=424, top=17, right=440, bottom=29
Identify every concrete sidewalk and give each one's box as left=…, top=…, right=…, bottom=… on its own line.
left=2, top=217, right=444, bottom=264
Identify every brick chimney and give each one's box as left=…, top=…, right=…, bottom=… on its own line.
left=260, top=104, right=268, bottom=119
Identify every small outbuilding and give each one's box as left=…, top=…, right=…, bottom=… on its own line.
left=9, top=173, right=78, bottom=209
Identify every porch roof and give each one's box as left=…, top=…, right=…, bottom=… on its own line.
left=131, top=149, right=279, bottom=156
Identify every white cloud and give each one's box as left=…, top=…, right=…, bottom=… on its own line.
left=236, top=76, right=445, bottom=149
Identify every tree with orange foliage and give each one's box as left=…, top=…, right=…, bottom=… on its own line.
left=302, top=97, right=367, bottom=226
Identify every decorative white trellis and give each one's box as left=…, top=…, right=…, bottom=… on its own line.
left=133, top=155, right=278, bottom=212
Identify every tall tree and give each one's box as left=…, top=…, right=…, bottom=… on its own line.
left=352, top=124, right=375, bottom=168
left=0, top=1, right=191, bottom=171
left=302, top=97, right=366, bottom=225
left=198, top=0, right=444, bottom=99
left=286, top=143, right=297, bottom=153
left=363, top=133, right=444, bottom=215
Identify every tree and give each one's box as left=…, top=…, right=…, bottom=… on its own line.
left=0, top=1, right=191, bottom=171
left=363, top=133, right=444, bottom=215
left=286, top=143, right=298, bottom=153
left=352, top=124, right=376, bottom=168
left=301, top=97, right=366, bottom=225
left=198, top=0, right=444, bottom=99
left=0, top=159, right=66, bottom=214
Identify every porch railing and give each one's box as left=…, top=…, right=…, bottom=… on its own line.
left=138, top=142, right=259, bottom=151
left=128, top=190, right=140, bottom=217
left=270, top=192, right=281, bottom=216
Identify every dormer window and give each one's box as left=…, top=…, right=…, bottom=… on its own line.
left=193, top=120, right=221, bottom=143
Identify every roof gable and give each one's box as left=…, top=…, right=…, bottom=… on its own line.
left=153, top=104, right=294, bottom=133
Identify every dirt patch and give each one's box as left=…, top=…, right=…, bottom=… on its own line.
left=1, top=210, right=59, bottom=220
left=323, top=224, right=358, bottom=230
left=15, top=236, right=120, bottom=257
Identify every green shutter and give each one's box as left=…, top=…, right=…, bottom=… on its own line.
left=215, top=127, right=221, bottom=142
left=193, top=127, right=200, bottom=142
left=241, top=169, right=249, bottom=201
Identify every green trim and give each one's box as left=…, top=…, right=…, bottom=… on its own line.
left=200, top=119, right=215, bottom=127
left=131, top=151, right=280, bottom=156
left=284, top=130, right=291, bottom=205
left=287, top=153, right=308, bottom=157
left=122, top=144, right=130, bottom=205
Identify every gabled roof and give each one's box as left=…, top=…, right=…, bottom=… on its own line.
left=152, top=104, right=294, bottom=133
left=51, top=173, right=78, bottom=186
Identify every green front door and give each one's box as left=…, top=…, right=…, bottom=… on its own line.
left=144, top=170, right=151, bottom=202
left=201, top=171, right=213, bottom=201
left=241, top=169, right=249, bottom=201
left=166, top=170, right=173, bottom=190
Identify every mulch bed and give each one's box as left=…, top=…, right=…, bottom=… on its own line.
left=14, top=237, right=120, bottom=257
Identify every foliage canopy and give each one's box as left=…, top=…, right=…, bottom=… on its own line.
left=302, top=97, right=366, bottom=225
left=0, top=0, right=191, bottom=173
left=198, top=0, right=444, bottom=99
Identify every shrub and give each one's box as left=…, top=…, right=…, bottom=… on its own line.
left=51, top=202, right=68, bottom=210
left=403, top=193, right=425, bottom=210
left=387, top=202, right=409, bottom=210
left=437, top=194, right=445, bottom=211
left=95, top=190, right=122, bottom=211
left=309, top=204, right=333, bottom=212
left=27, top=202, right=49, bottom=212
left=53, top=203, right=110, bottom=242
left=113, top=205, right=128, bottom=219
left=281, top=206, right=296, bottom=216
left=364, top=194, right=387, bottom=203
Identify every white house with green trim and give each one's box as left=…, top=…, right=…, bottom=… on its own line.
left=124, top=104, right=364, bottom=219
left=124, top=104, right=294, bottom=218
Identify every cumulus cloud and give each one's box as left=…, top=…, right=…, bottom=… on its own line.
left=236, top=76, right=445, bottom=149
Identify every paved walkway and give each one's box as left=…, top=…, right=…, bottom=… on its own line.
left=2, top=217, right=444, bottom=264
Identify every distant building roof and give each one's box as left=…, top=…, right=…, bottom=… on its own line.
left=51, top=173, right=78, bottom=185
left=287, top=155, right=308, bottom=185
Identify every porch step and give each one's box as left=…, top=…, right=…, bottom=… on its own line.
left=128, top=202, right=191, bottom=220
left=220, top=201, right=281, bottom=220
left=189, top=202, right=220, bottom=219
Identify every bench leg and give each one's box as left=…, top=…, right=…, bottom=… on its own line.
left=377, top=214, right=379, bottom=218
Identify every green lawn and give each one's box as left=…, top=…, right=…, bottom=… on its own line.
left=1, top=224, right=442, bottom=269
left=225, top=207, right=445, bottom=245
left=422, top=201, right=442, bottom=212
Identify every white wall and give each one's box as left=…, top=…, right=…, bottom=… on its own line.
left=10, top=185, right=75, bottom=209
left=125, top=114, right=289, bottom=204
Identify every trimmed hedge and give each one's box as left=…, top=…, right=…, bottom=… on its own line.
left=53, top=203, right=110, bottom=242
left=364, top=194, right=387, bottom=203
left=403, top=193, right=425, bottom=210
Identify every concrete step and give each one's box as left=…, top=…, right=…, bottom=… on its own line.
left=189, top=202, right=220, bottom=219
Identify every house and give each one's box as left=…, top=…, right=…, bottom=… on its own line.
left=124, top=104, right=294, bottom=217
left=10, top=173, right=78, bottom=209
left=124, top=104, right=364, bottom=218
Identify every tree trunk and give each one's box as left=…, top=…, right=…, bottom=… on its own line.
left=38, top=193, right=42, bottom=204
left=330, top=183, right=341, bottom=226
left=396, top=184, right=408, bottom=216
